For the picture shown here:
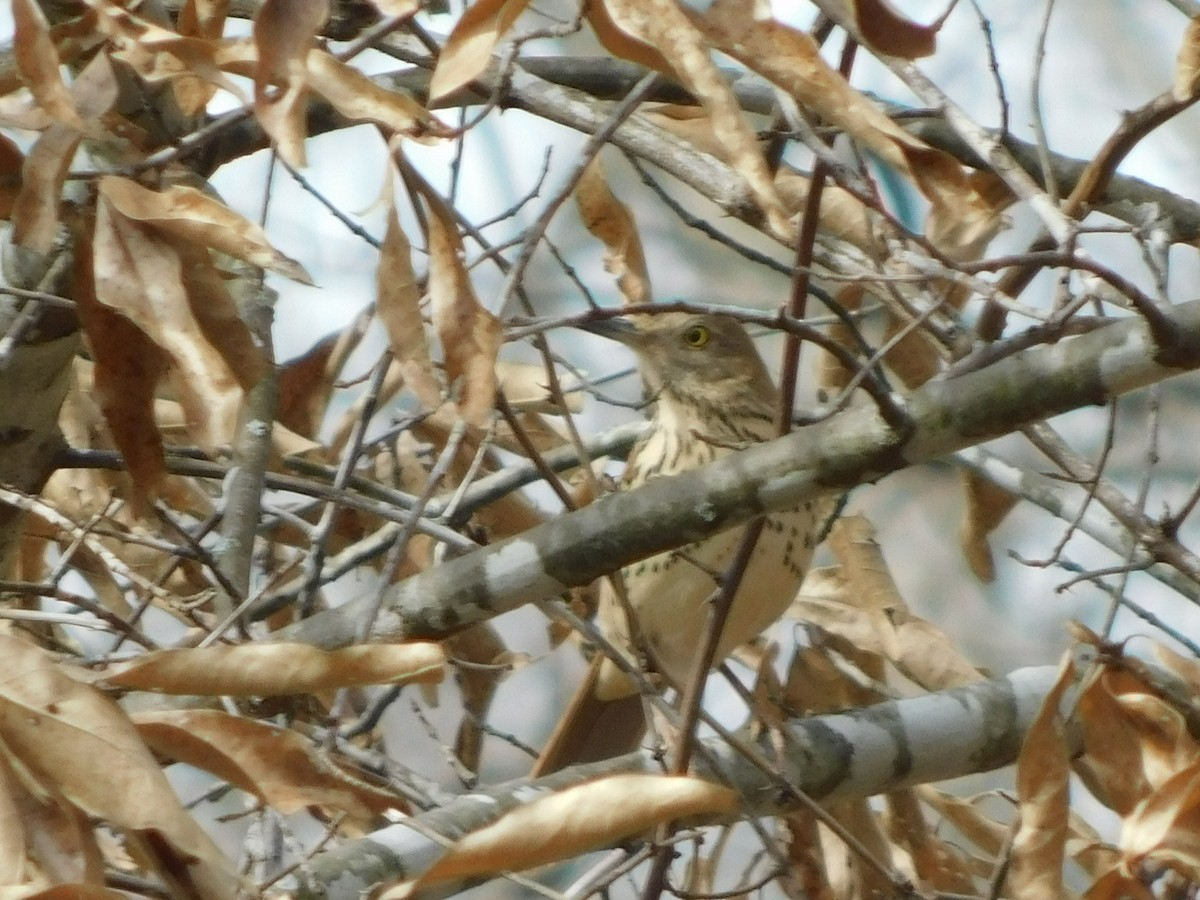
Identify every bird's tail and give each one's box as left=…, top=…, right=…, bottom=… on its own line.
left=531, top=656, right=648, bottom=776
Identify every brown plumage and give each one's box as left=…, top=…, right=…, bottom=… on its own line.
left=533, top=312, right=823, bottom=775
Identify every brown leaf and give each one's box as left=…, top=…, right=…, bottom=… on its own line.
left=447, top=624, right=509, bottom=773
left=308, top=50, right=450, bottom=141
left=607, top=0, right=790, bottom=239
left=72, top=217, right=168, bottom=501
left=428, top=0, right=534, bottom=102
left=1175, top=17, right=1200, bottom=101
left=576, top=157, right=651, bottom=305
left=389, top=775, right=737, bottom=893
left=11, top=126, right=80, bottom=255
left=849, top=0, right=938, bottom=60
left=1120, top=763, right=1200, bottom=885
left=698, top=2, right=1000, bottom=258
left=408, top=171, right=501, bottom=427
left=1006, top=653, right=1074, bottom=900
left=377, top=203, right=443, bottom=410
left=0, top=635, right=240, bottom=899
left=133, top=709, right=405, bottom=822
left=0, top=134, right=22, bottom=219
left=278, top=332, right=341, bottom=437
left=583, top=1, right=675, bottom=77
left=96, top=175, right=311, bottom=283
left=99, top=642, right=445, bottom=695
left=960, top=472, right=1019, bottom=582
left=253, top=0, right=330, bottom=168
left=92, top=191, right=245, bottom=452
left=12, top=0, right=84, bottom=129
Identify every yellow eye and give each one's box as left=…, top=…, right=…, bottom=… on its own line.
left=683, top=325, right=711, bottom=348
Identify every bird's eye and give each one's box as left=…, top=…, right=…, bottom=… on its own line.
left=683, top=325, right=711, bottom=348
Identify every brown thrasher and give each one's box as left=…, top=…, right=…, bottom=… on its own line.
left=533, top=311, right=823, bottom=775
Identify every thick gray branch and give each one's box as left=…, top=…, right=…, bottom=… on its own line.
left=277, top=300, right=1200, bottom=649
left=278, top=665, right=1064, bottom=899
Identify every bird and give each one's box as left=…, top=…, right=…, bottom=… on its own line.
left=532, top=311, right=824, bottom=775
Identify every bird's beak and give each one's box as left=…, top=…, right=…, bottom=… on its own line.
left=578, top=316, right=639, bottom=345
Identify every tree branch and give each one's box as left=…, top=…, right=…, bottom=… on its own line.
left=276, top=299, right=1200, bottom=649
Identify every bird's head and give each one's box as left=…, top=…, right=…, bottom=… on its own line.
left=583, top=311, right=776, bottom=415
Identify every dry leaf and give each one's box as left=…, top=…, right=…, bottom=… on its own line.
left=698, top=1, right=1000, bottom=258
left=12, top=0, right=84, bottom=130
left=377, top=203, right=443, bottom=410
left=0, top=635, right=240, bottom=898
left=308, top=50, right=450, bottom=140
left=385, top=775, right=738, bottom=894
left=605, top=0, right=790, bottom=239
left=407, top=171, right=501, bottom=427
left=584, top=1, right=674, bottom=76
left=92, top=192, right=245, bottom=452
left=1175, top=17, right=1200, bottom=101
left=428, top=0, right=534, bottom=102
left=133, top=709, right=405, bottom=822
left=1006, top=653, right=1074, bottom=900
left=849, top=0, right=938, bottom=60
left=960, top=472, right=1018, bottom=582
left=99, top=642, right=445, bottom=695
left=253, top=0, right=329, bottom=168
left=96, top=175, right=311, bottom=283
left=1120, top=763, right=1200, bottom=886
left=576, top=157, right=651, bottom=305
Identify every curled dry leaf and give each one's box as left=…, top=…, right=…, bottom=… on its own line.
left=253, top=0, right=330, bottom=168
left=605, top=0, right=791, bottom=239
left=377, top=203, right=443, bottom=410
left=0, top=635, right=240, bottom=899
left=99, top=642, right=445, bottom=695
left=849, top=0, right=938, bottom=60
left=1006, top=653, right=1074, bottom=900
left=1175, top=17, right=1200, bottom=101
left=382, top=775, right=738, bottom=895
left=584, top=0, right=675, bottom=77
left=428, top=0, right=534, bottom=103
left=92, top=193, right=246, bottom=452
left=698, top=1, right=1000, bottom=259
left=132, top=709, right=405, bottom=823
left=96, top=175, right=311, bottom=283
left=576, top=157, right=651, bottom=305
left=308, top=51, right=450, bottom=141
left=408, top=171, right=502, bottom=428
left=1119, top=763, right=1200, bottom=887
left=959, top=472, right=1018, bottom=583
left=12, top=0, right=84, bottom=130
